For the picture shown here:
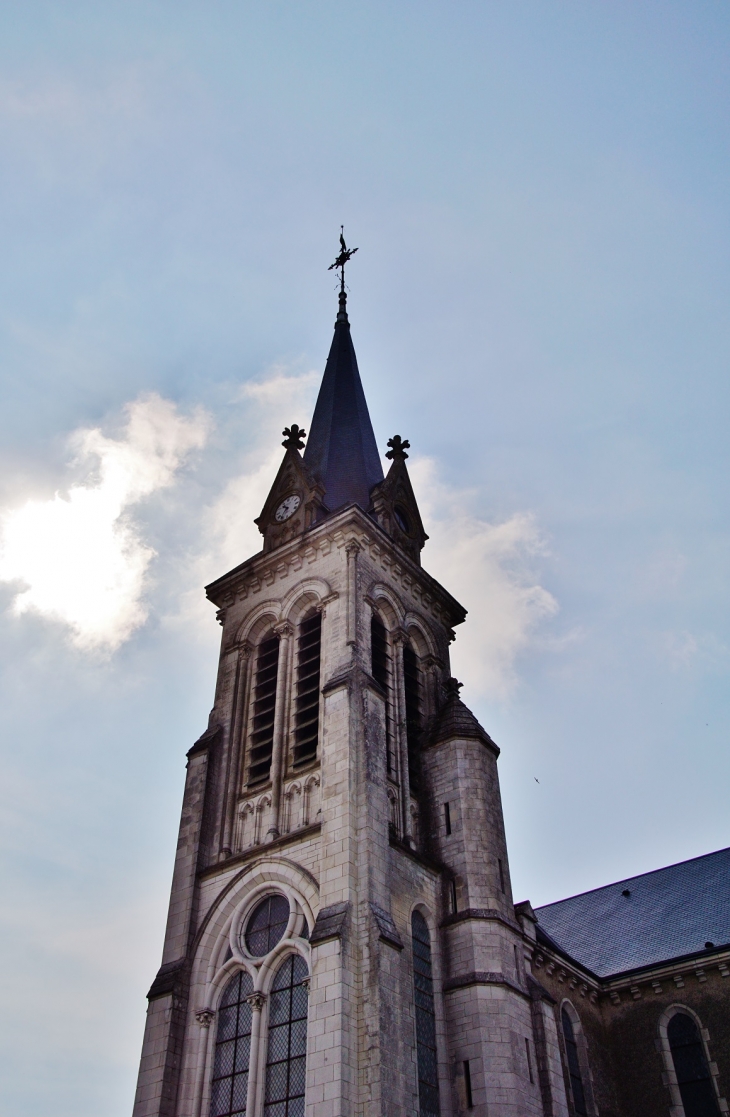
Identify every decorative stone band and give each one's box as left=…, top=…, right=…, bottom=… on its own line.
left=440, top=907, right=523, bottom=936
left=370, top=903, right=404, bottom=951
left=443, top=970, right=528, bottom=1001
left=310, top=901, right=350, bottom=946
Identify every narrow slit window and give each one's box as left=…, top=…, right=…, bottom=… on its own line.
left=412, top=912, right=440, bottom=1117
left=293, top=613, right=321, bottom=767
left=248, top=634, right=280, bottom=785
left=450, top=879, right=458, bottom=914
left=464, top=1060, right=473, bottom=1109
left=370, top=615, right=393, bottom=773
left=210, top=970, right=254, bottom=1117
left=525, top=1037, right=534, bottom=1084
left=443, top=802, right=451, bottom=836
left=403, top=643, right=422, bottom=792
left=498, top=859, right=505, bottom=894
left=561, top=1009, right=588, bottom=1116
left=668, top=1012, right=720, bottom=1117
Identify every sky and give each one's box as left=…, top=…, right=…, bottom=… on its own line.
left=0, top=2, right=728, bottom=1113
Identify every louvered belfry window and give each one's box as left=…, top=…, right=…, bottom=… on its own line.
left=248, top=634, right=280, bottom=785
left=411, top=911, right=440, bottom=1117
left=370, top=615, right=393, bottom=773
left=561, top=1009, right=588, bottom=1116
left=264, top=954, right=309, bottom=1117
left=210, top=970, right=254, bottom=1117
left=668, top=1013, right=720, bottom=1117
left=403, top=643, right=422, bottom=792
left=293, top=613, right=321, bottom=767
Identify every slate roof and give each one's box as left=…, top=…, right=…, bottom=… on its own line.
left=303, top=291, right=384, bottom=514
left=534, top=846, right=730, bottom=978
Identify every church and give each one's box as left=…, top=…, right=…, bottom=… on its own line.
left=132, top=250, right=730, bottom=1117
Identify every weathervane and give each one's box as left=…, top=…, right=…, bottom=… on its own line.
left=328, top=226, right=358, bottom=293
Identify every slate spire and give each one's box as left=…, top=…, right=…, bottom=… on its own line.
left=303, top=288, right=384, bottom=513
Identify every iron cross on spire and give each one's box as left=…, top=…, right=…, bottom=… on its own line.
left=328, top=226, right=358, bottom=293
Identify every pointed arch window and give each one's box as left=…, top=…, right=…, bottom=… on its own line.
left=561, top=1008, right=588, bottom=1116
left=264, top=954, right=309, bottom=1117
left=210, top=970, right=254, bottom=1117
left=370, top=614, right=393, bottom=774
left=411, top=911, right=440, bottom=1117
left=293, top=613, right=321, bottom=767
left=248, top=633, right=280, bottom=785
left=668, top=1012, right=720, bottom=1117
left=403, top=643, right=422, bottom=792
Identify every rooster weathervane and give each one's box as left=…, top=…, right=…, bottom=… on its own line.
left=328, top=226, right=358, bottom=292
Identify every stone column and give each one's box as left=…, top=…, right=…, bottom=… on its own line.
left=245, top=992, right=268, bottom=1116
left=268, top=622, right=293, bottom=840
left=392, top=628, right=412, bottom=844
left=221, top=642, right=252, bottom=857
left=192, top=1008, right=215, bottom=1117
left=345, top=540, right=360, bottom=652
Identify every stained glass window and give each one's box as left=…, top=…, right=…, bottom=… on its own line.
left=561, top=1009, right=588, bottom=1116
left=412, top=911, right=440, bottom=1117
left=668, top=1013, right=720, bottom=1117
left=245, top=895, right=290, bottom=958
left=264, top=953, right=309, bottom=1117
left=210, top=970, right=254, bottom=1117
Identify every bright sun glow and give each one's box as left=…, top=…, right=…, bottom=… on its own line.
left=0, top=393, right=210, bottom=651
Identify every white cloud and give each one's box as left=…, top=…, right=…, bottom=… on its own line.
left=659, top=629, right=729, bottom=673
left=0, top=393, right=210, bottom=651
left=410, top=457, right=558, bottom=700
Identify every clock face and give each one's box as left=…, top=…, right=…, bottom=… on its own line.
left=274, top=494, right=301, bottom=522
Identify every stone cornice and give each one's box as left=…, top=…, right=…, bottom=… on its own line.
left=205, top=504, right=466, bottom=630
left=532, top=939, right=730, bottom=1003
left=531, top=947, right=601, bottom=1002
left=441, top=907, right=522, bottom=936
left=443, top=970, right=529, bottom=1001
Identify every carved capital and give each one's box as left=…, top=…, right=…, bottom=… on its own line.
left=246, top=991, right=267, bottom=1010
left=301, top=977, right=311, bottom=993
left=216, top=609, right=226, bottom=627
left=345, top=539, right=361, bottom=556
left=273, top=620, right=294, bottom=639
left=239, top=641, right=253, bottom=661
left=195, top=1008, right=216, bottom=1028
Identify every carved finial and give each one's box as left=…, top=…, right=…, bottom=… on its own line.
left=386, top=435, right=410, bottom=461
left=445, top=677, right=463, bottom=698
left=282, top=424, right=306, bottom=450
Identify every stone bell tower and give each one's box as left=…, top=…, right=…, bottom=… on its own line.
left=132, top=269, right=571, bottom=1117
